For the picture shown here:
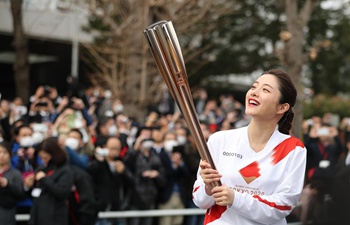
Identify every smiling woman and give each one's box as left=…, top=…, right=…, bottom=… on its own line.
left=192, top=69, right=307, bottom=225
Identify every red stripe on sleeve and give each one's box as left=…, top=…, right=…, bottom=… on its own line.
left=271, top=137, right=304, bottom=165
left=253, top=195, right=292, bottom=210
left=204, top=204, right=227, bottom=224
left=193, top=186, right=200, bottom=193
left=192, top=186, right=200, bottom=199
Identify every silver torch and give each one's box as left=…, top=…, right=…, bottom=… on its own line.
left=144, top=20, right=221, bottom=187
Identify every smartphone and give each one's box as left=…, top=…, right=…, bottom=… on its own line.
left=36, top=102, right=48, bottom=107
left=317, top=127, right=329, bottom=136
left=44, top=85, right=51, bottom=96
left=66, top=114, right=76, bottom=128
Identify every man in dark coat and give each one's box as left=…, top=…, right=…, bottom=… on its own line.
left=88, top=136, right=134, bottom=225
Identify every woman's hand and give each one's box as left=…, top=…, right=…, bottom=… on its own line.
left=113, top=160, right=125, bottom=174
left=35, top=171, right=46, bottom=181
left=24, top=174, right=35, bottom=189
left=142, top=170, right=159, bottom=178
left=199, top=160, right=222, bottom=195
left=0, top=177, right=8, bottom=187
left=212, top=185, right=235, bottom=207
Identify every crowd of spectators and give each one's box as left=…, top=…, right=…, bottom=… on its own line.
left=0, top=84, right=349, bottom=225
left=296, top=113, right=350, bottom=225
left=0, top=84, right=249, bottom=225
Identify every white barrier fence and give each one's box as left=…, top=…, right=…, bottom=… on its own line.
left=16, top=208, right=302, bottom=225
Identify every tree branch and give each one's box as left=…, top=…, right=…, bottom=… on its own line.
left=299, top=0, right=317, bottom=27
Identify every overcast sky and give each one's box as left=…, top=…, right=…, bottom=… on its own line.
left=322, top=0, right=350, bottom=14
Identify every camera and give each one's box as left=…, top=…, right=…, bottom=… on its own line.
left=68, top=98, right=75, bottom=107
left=44, top=85, right=51, bottom=96
left=317, top=127, right=329, bottom=136
left=36, top=102, right=48, bottom=107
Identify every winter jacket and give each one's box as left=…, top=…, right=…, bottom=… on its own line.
left=68, top=165, right=97, bottom=225
left=124, top=150, right=166, bottom=210
left=88, top=159, right=134, bottom=212
left=0, top=166, right=26, bottom=225
left=29, top=163, right=73, bottom=225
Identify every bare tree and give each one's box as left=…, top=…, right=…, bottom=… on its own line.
left=276, top=0, right=318, bottom=138
left=11, top=0, right=30, bottom=102
left=82, top=0, right=234, bottom=119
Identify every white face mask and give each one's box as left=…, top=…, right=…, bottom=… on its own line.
left=32, top=132, right=45, bottom=145
left=20, top=136, right=34, bottom=148
left=113, top=104, right=124, bottom=113
left=65, top=137, right=79, bottom=150
left=177, top=135, right=187, bottom=145
left=108, top=125, right=118, bottom=136
left=164, top=140, right=178, bottom=153
left=104, top=90, right=112, bottom=99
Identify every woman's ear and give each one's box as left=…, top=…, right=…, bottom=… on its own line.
left=277, top=103, right=290, bottom=115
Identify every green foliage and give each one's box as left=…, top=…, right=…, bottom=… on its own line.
left=303, top=94, right=350, bottom=119
left=189, top=0, right=284, bottom=86
left=307, top=2, right=350, bottom=95
left=189, top=0, right=350, bottom=97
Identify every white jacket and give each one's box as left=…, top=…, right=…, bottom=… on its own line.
left=193, top=126, right=306, bottom=225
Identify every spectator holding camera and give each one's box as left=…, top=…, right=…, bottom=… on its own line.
left=52, top=96, right=93, bottom=127
left=94, top=116, right=118, bottom=147
left=305, top=123, right=344, bottom=184
left=299, top=121, right=345, bottom=224
left=0, top=141, right=26, bottom=225
left=11, top=124, right=42, bottom=173
left=10, top=124, right=43, bottom=217
left=29, top=85, right=61, bottom=107
left=88, top=136, right=133, bottom=225
left=27, top=86, right=61, bottom=124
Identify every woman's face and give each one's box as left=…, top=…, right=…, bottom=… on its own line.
left=0, top=146, right=10, bottom=166
left=245, top=74, right=285, bottom=120
left=39, top=151, right=52, bottom=167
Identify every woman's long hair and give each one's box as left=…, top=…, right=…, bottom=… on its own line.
left=261, top=69, right=297, bottom=135
left=37, top=137, right=67, bottom=167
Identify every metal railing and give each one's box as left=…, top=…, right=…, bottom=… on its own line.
left=16, top=208, right=303, bottom=224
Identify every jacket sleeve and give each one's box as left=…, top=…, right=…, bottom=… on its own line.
left=121, top=166, right=135, bottom=187
left=8, top=169, right=27, bottom=201
left=40, top=165, right=74, bottom=200
left=227, top=146, right=306, bottom=224
left=65, top=146, right=89, bottom=169
left=154, top=157, right=167, bottom=188
left=192, top=162, right=216, bottom=209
